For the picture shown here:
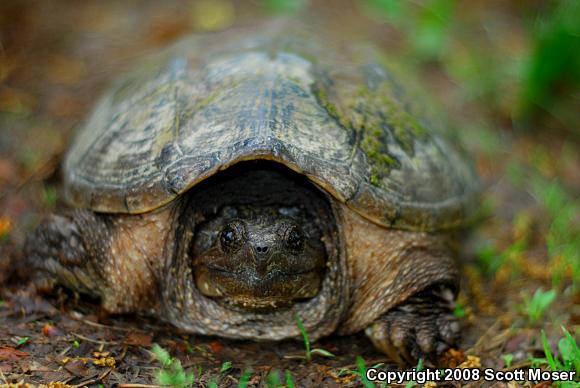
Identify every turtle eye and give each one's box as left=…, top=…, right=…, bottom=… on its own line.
left=220, top=221, right=245, bottom=253
left=284, top=225, right=304, bottom=252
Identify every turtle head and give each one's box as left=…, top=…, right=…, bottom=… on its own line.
left=192, top=206, right=326, bottom=312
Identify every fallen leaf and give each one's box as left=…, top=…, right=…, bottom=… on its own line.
left=209, top=341, right=223, bottom=354
left=93, top=357, right=116, bottom=367
left=459, top=355, right=481, bottom=369
left=42, top=323, right=62, bottom=337
left=0, top=217, right=11, bottom=238
left=64, top=359, right=90, bottom=377
left=0, top=346, right=29, bottom=361
left=124, top=332, right=152, bottom=347
left=60, top=356, right=90, bottom=365
left=504, top=332, right=531, bottom=353
left=440, top=348, right=466, bottom=368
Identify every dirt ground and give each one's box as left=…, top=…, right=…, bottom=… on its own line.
left=1, top=1, right=579, bottom=387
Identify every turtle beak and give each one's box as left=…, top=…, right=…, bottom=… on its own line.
left=193, top=245, right=324, bottom=312
left=250, top=243, right=273, bottom=277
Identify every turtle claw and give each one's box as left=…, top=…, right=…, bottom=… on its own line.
left=366, top=284, right=461, bottom=366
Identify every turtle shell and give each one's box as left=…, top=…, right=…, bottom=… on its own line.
left=63, top=23, right=479, bottom=231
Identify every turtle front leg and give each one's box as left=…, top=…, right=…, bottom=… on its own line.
left=26, top=209, right=169, bottom=314
left=365, top=284, right=461, bottom=366
left=25, top=210, right=111, bottom=300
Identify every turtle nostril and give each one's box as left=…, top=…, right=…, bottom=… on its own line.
left=256, top=245, right=269, bottom=254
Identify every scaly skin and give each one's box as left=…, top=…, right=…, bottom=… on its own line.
left=27, top=164, right=461, bottom=365
left=26, top=208, right=172, bottom=314
left=366, top=284, right=460, bottom=365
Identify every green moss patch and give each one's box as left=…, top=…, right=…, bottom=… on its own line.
left=312, top=70, right=430, bottom=186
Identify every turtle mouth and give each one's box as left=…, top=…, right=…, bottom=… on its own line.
left=194, top=264, right=323, bottom=312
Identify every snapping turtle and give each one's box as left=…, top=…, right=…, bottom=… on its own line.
left=27, top=23, right=479, bottom=364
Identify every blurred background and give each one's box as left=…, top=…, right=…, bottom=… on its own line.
left=0, top=0, right=579, bottom=386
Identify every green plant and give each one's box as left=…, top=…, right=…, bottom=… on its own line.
left=363, top=0, right=455, bottom=62
left=537, top=328, right=580, bottom=387
left=42, top=185, right=58, bottom=207
left=355, top=356, right=375, bottom=388
left=502, top=353, right=514, bottom=368
left=405, top=358, right=424, bottom=388
left=336, top=367, right=356, bottom=377
left=476, top=239, right=526, bottom=278
left=453, top=301, right=466, bottom=318
left=521, top=288, right=557, bottom=323
left=220, top=361, right=232, bottom=373
left=237, top=369, right=252, bottom=388
left=285, top=371, right=295, bottom=388
left=518, top=0, right=580, bottom=131
left=151, top=344, right=194, bottom=388
left=295, top=316, right=335, bottom=361
left=505, top=161, right=526, bottom=186
left=15, top=337, right=29, bottom=347
left=475, top=241, right=499, bottom=276
left=266, top=369, right=281, bottom=388
left=262, top=0, right=307, bottom=15
left=183, top=340, right=194, bottom=354
left=534, top=179, right=580, bottom=290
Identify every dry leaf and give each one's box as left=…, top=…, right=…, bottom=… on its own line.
left=0, top=347, right=29, bottom=361
left=124, top=332, right=152, bottom=347
left=93, top=357, right=115, bottom=368
left=459, top=355, right=481, bottom=369
left=0, top=217, right=11, bottom=238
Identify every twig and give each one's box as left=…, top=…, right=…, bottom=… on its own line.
left=501, top=360, right=533, bottom=371
left=479, top=328, right=512, bottom=353
left=466, top=318, right=501, bottom=354
left=0, top=369, right=7, bottom=385
left=331, top=357, right=393, bottom=371
left=72, top=332, right=119, bottom=345
left=118, top=345, right=128, bottom=363
left=59, top=345, right=72, bottom=357
left=71, top=317, right=145, bottom=333
left=73, top=367, right=112, bottom=388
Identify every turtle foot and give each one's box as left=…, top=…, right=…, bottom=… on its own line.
left=365, top=284, right=461, bottom=366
